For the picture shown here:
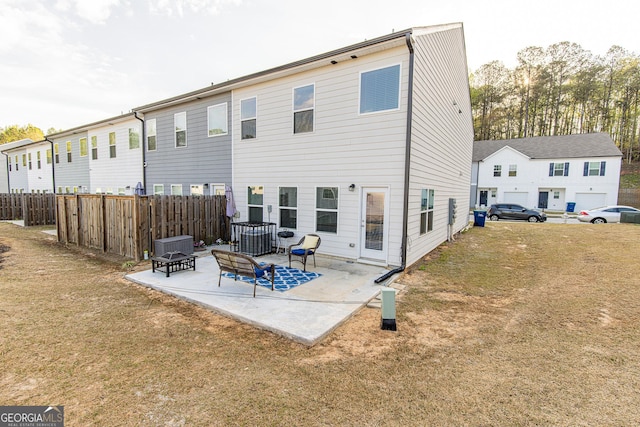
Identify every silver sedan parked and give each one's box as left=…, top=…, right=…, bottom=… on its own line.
left=577, top=205, right=640, bottom=224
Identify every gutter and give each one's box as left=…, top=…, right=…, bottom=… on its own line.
left=44, top=137, right=56, bottom=193
left=375, top=31, right=415, bottom=284
left=133, top=112, right=147, bottom=194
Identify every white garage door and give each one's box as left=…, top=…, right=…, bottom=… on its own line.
left=503, top=192, right=529, bottom=206
left=574, top=193, right=606, bottom=211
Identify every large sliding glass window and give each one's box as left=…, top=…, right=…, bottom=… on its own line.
left=359, top=64, right=400, bottom=114
left=247, top=185, right=263, bottom=222
left=293, top=84, right=314, bottom=133
left=316, top=187, right=338, bottom=234
left=241, top=97, right=257, bottom=139
left=279, top=187, right=297, bottom=229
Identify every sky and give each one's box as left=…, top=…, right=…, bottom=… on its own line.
left=1, top=0, right=638, bottom=133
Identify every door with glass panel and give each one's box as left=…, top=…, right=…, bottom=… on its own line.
left=360, top=187, right=389, bottom=261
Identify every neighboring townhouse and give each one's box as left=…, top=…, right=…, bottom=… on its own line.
left=47, top=113, right=144, bottom=194
left=0, top=138, right=54, bottom=193
left=472, top=133, right=622, bottom=212
left=133, top=92, right=232, bottom=196
left=131, top=24, right=473, bottom=268
left=47, top=128, right=90, bottom=194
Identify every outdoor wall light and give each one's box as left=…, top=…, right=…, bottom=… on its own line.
left=349, top=184, right=356, bottom=191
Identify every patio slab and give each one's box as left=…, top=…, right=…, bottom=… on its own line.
left=125, top=251, right=393, bottom=346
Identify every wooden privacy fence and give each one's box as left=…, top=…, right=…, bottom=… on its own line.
left=0, top=193, right=56, bottom=226
left=56, top=195, right=229, bottom=261
left=618, top=189, right=640, bottom=208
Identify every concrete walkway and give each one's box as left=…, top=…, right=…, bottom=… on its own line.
left=125, top=251, right=395, bottom=346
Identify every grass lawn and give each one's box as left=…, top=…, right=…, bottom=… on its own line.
left=1, top=221, right=639, bottom=425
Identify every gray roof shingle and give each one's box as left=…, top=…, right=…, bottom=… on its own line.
left=473, top=133, right=622, bottom=162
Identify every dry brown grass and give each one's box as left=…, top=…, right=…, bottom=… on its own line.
left=1, top=221, right=640, bottom=426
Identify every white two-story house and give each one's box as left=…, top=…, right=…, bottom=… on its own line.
left=472, top=133, right=622, bottom=212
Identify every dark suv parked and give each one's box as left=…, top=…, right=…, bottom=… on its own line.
left=487, top=204, right=547, bottom=222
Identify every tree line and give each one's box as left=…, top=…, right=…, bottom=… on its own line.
left=470, top=42, right=639, bottom=163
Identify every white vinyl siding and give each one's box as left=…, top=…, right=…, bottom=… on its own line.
left=86, top=119, right=143, bottom=194
left=232, top=45, right=409, bottom=264
left=406, top=25, right=475, bottom=267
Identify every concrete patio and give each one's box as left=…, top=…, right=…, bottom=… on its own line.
left=125, top=249, right=396, bottom=346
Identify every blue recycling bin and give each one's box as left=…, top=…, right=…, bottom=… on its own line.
left=473, top=210, right=486, bottom=227
left=566, top=202, right=576, bottom=213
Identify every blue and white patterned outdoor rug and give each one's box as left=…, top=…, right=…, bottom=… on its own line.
left=221, top=265, right=322, bottom=292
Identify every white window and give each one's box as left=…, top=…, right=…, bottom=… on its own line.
left=153, top=184, right=164, bottom=195
left=79, top=137, right=88, bottom=157
left=293, top=84, right=314, bottom=133
left=109, top=132, right=116, bottom=158
left=54, top=144, right=59, bottom=164
left=175, top=112, right=187, bottom=147
left=279, top=187, right=298, bottom=229
left=37, top=151, right=41, bottom=169
left=91, top=136, right=98, bottom=160
left=46, top=149, right=52, bottom=164
left=550, top=162, right=569, bottom=177
left=359, top=64, right=401, bottom=114
left=241, top=97, right=257, bottom=139
left=210, top=183, right=225, bottom=196
left=129, top=128, right=140, bottom=149
left=420, top=189, right=435, bottom=234
left=509, top=164, right=517, bottom=177
left=146, top=119, right=157, bottom=151
left=207, top=103, right=228, bottom=137
left=96, top=188, right=102, bottom=194
left=584, top=161, right=606, bottom=176
left=248, top=185, right=263, bottom=222
left=171, top=184, right=183, bottom=195
left=28, top=153, right=32, bottom=170
left=316, top=187, right=338, bottom=234
left=553, top=191, right=560, bottom=199
left=493, top=165, right=501, bottom=177
left=118, top=188, right=126, bottom=195
left=66, top=141, right=72, bottom=163
left=190, top=185, right=204, bottom=195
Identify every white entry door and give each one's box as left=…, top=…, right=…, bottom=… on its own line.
left=360, top=187, right=389, bottom=261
